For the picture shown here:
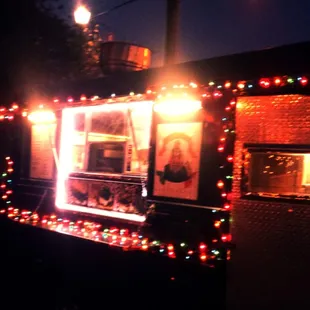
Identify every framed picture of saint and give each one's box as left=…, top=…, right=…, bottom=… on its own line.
left=153, top=122, right=202, bottom=200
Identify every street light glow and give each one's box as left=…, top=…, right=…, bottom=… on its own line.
left=74, top=5, right=91, bottom=25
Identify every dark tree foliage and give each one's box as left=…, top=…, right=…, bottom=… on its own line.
left=0, top=0, right=85, bottom=104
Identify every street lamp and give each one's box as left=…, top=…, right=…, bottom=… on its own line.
left=74, top=6, right=91, bottom=25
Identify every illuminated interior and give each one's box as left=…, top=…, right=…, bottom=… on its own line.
left=245, top=151, right=310, bottom=198
left=28, top=109, right=58, bottom=179
left=28, top=110, right=56, bottom=124
left=154, top=97, right=202, bottom=116
left=56, top=101, right=153, bottom=222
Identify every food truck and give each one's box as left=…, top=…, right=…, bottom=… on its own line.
left=1, top=42, right=310, bottom=307
left=2, top=80, right=231, bottom=266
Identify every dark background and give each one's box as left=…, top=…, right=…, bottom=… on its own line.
left=0, top=217, right=226, bottom=309
left=78, top=0, right=310, bottom=66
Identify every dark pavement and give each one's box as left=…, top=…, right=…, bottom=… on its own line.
left=0, top=216, right=226, bottom=309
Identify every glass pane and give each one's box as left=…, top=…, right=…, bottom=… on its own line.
left=127, top=102, right=152, bottom=174
left=245, top=151, right=310, bottom=198
left=88, top=142, right=125, bottom=173
left=72, top=113, right=86, bottom=171
left=90, top=110, right=126, bottom=136
left=87, top=108, right=128, bottom=173
left=74, top=113, right=85, bottom=131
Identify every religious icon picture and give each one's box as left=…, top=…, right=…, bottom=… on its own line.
left=153, top=122, right=202, bottom=200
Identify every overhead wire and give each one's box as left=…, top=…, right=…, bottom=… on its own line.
left=94, top=0, right=142, bottom=18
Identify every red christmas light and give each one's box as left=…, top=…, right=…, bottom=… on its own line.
left=217, top=180, right=224, bottom=189
left=168, top=251, right=176, bottom=258
left=213, top=91, right=223, bottom=98
left=224, top=204, right=231, bottom=210
left=274, top=77, right=282, bottom=86
left=221, top=234, right=232, bottom=242
left=199, top=243, right=207, bottom=251
left=237, top=82, right=245, bottom=89
left=214, top=221, right=221, bottom=228
left=167, top=244, right=174, bottom=251
left=202, top=92, right=212, bottom=98
left=224, top=81, right=231, bottom=89
left=200, top=254, right=207, bottom=262
left=259, top=78, right=271, bottom=88
left=300, top=77, right=308, bottom=86
left=227, top=155, right=234, bottom=162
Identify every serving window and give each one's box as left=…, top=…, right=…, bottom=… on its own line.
left=242, top=146, right=310, bottom=200
left=61, top=101, right=152, bottom=176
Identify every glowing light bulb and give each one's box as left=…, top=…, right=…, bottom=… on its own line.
left=217, top=180, right=224, bottom=189
left=74, top=6, right=91, bottom=25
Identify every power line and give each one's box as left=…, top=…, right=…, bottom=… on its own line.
left=95, top=0, right=141, bottom=18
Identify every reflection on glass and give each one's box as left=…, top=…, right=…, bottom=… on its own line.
left=91, top=110, right=126, bottom=136
left=72, top=113, right=86, bottom=171
left=244, top=150, right=310, bottom=198
left=128, top=102, right=152, bottom=173
left=74, top=113, right=85, bottom=131
left=68, top=102, right=153, bottom=175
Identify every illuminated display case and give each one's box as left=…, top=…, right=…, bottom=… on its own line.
left=56, top=101, right=153, bottom=222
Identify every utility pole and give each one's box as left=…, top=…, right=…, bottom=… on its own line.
left=164, top=0, right=180, bottom=66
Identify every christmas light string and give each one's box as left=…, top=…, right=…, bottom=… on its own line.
left=0, top=83, right=239, bottom=265
left=0, top=155, right=230, bottom=266
left=217, top=98, right=236, bottom=211
left=0, top=103, right=28, bottom=121
left=1, top=74, right=306, bottom=266
left=20, top=73, right=309, bottom=114
left=0, top=156, right=14, bottom=212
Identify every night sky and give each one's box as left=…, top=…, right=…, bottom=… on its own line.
left=69, top=0, right=310, bottom=67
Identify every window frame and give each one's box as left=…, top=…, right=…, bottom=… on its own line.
left=241, top=143, right=310, bottom=204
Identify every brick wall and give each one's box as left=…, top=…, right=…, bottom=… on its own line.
left=227, top=95, right=310, bottom=309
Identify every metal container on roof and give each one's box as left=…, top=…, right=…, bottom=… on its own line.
left=100, top=41, right=151, bottom=75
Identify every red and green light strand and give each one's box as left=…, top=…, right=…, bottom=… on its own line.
left=0, top=156, right=14, bottom=210
left=0, top=104, right=28, bottom=121
left=0, top=156, right=230, bottom=266
left=47, top=74, right=310, bottom=107
left=207, top=75, right=308, bottom=92
left=215, top=98, right=236, bottom=217
left=2, top=206, right=229, bottom=265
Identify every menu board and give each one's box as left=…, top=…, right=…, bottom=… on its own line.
left=30, top=124, right=56, bottom=179
left=153, top=122, right=202, bottom=200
